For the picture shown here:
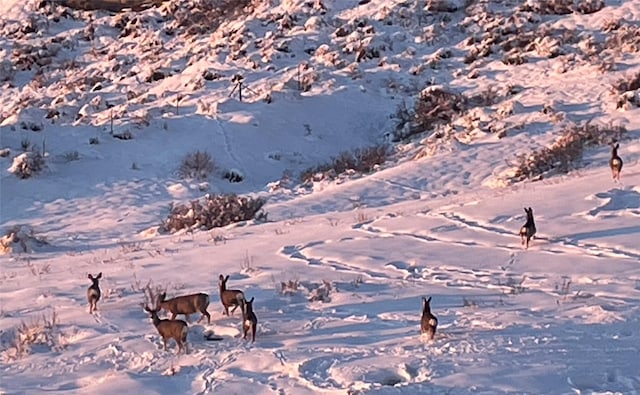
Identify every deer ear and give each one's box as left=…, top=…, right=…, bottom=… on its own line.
left=97, top=272, right=102, bottom=279
left=427, top=296, right=432, bottom=303
left=225, top=275, right=230, bottom=282
left=219, top=274, right=224, bottom=281
left=88, top=274, right=93, bottom=279
left=249, top=297, right=255, bottom=303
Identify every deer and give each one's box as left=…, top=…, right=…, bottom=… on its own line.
left=520, top=207, right=536, bottom=249
left=610, top=143, right=623, bottom=182
left=242, top=297, right=258, bottom=343
left=143, top=305, right=189, bottom=354
left=157, top=291, right=210, bottom=324
left=87, top=272, right=102, bottom=314
left=142, top=286, right=189, bottom=354
left=218, top=274, right=245, bottom=316
left=420, top=296, right=438, bottom=340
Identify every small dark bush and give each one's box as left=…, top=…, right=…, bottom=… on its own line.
left=300, top=144, right=390, bottom=183
left=393, top=87, right=466, bottom=142
left=178, top=150, right=215, bottom=180
left=512, top=123, right=627, bottom=181
left=612, top=72, right=640, bottom=94
left=161, top=194, right=267, bottom=233
left=520, top=0, right=604, bottom=15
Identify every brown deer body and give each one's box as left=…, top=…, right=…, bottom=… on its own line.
left=158, top=292, right=210, bottom=324
left=218, top=274, right=245, bottom=316
left=87, top=272, right=102, bottom=314
left=144, top=306, right=189, bottom=354
left=242, top=297, right=258, bottom=343
left=610, top=143, right=623, bottom=181
left=520, top=207, right=536, bottom=249
left=420, top=296, right=438, bottom=340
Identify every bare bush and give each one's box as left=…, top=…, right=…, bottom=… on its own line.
left=2, top=310, right=65, bottom=361
left=604, top=23, right=640, bottom=53
left=393, top=87, right=466, bottom=142
left=613, top=72, right=640, bottom=109
left=178, top=150, right=215, bottom=180
left=279, top=279, right=300, bottom=296
left=161, top=194, right=267, bottom=233
left=300, top=144, right=390, bottom=184
left=163, top=0, right=253, bottom=36
left=511, top=123, right=627, bottom=181
left=520, top=0, right=604, bottom=15
left=308, top=280, right=333, bottom=302
left=8, top=151, right=45, bottom=179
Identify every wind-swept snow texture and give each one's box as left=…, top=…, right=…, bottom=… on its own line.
left=1, top=0, right=639, bottom=394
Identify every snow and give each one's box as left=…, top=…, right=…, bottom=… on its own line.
left=1, top=0, right=640, bottom=394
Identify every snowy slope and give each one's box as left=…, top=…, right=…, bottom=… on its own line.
left=1, top=0, right=640, bottom=394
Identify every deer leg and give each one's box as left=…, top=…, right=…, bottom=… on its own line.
left=163, top=339, right=168, bottom=351
left=230, top=305, right=239, bottom=314
left=171, top=312, right=177, bottom=320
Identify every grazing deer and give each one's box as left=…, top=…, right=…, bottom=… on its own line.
left=420, top=296, right=438, bottom=340
left=242, top=297, right=258, bottom=343
left=143, top=305, right=189, bottom=354
left=157, top=292, right=210, bottom=324
left=610, top=143, right=623, bottom=181
left=520, top=207, right=536, bottom=249
left=87, top=272, right=102, bottom=314
left=218, top=274, right=245, bottom=316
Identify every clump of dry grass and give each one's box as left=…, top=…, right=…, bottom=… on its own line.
left=511, top=123, right=627, bottom=181
left=161, top=194, right=267, bottom=233
left=2, top=310, right=66, bottom=361
left=300, top=144, right=390, bottom=184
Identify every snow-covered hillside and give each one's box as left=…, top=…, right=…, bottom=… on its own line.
left=1, top=0, right=639, bottom=394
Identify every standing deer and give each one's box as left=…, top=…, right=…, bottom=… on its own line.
left=420, top=296, right=438, bottom=340
left=520, top=207, right=536, bottom=249
left=242, top=297, right=258, bottom=343
left=143, top=305, right=189, bottom=354
left=218, top=274, right=245, bottom=316
left=157, top=292, right=210, bottom=324
left=87, top=272, right=102, bottom=314
left=610, top=143, right=623, bottom=181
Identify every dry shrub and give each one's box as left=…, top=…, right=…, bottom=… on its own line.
left=414, top=87, right=466, bottom=131
left=393, top=87, right=466, bottom=141
left=512, top=123, right=627, bottom=181
left=8, top=151, right=45, bottom=179
left=308, top=280, right=333, bottom=303
left=520, top=0, right=604, bottom=15
left=2, top=310, right=64, bottom=361
left=612, top=72, right=640, bottom=108
left=613, top=72, right=640, bottom=94
left=163, top=0, right=253, bottom=36
left=300, top=144, right=390, bottom=183
left=604, top=23, right=640, bottom=53
left=279, top=279, right=300, bottom=296
left=0, top=225, right=48, bottom=254
left=161, top=194, right=267, bottom=233
left=178, top=150, right=215, bottom=180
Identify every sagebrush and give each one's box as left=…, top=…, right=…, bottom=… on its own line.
left=300, top=144, right=389, bottom=184
left=511, top=123, right=627, bottom=181
left=161, top=194, right=267, bottom=232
